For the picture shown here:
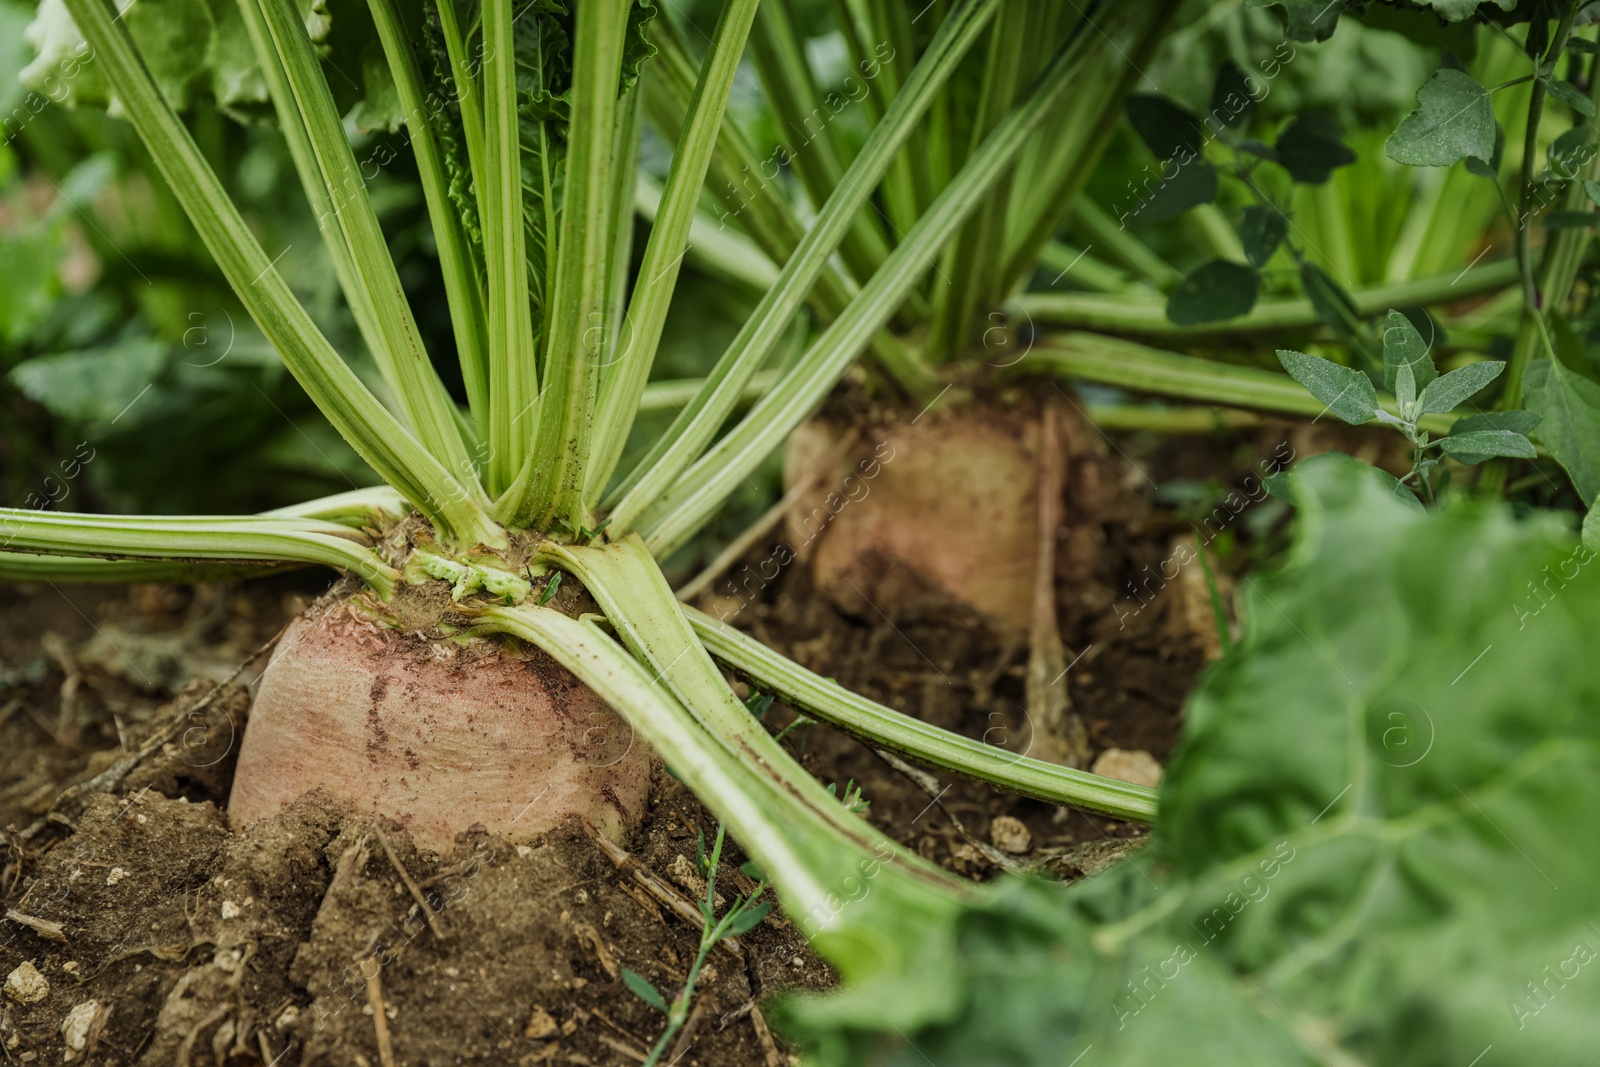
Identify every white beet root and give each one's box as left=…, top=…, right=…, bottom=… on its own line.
left=229, top=602, right=652, bottom=849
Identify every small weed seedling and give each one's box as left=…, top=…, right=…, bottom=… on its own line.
left=622, top=824, right=771, bottom=1065
left=1275, top=310, right=1539, bottom=506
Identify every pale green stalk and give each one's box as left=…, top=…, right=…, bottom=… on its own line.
left=606, top=0, right=1001, bottom=533
left=585, top=0, right=766, bottom=509
left=636, top=29, right=1094, bottom=556
left=59, top=0, right=499, bottom=547
left=0, top=510, right=399, bottom=597
left=502, top=0, right=634, bottom=530
left=249, top=0, right=482, bottom=492
left=480, top=0, right=540, bottom=495
left=368, top=0, right=492, bottom=443
left=686, top=606, right=1159, bottom=822
left=633, top=174, right=780, bottom=292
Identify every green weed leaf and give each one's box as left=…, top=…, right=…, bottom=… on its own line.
left=1387, top=68, right=1494, bottom=167
left=1300, top=262, right=1381, bottom=370
left=1381, top=309, right=1436, bottom=394
left=1274, top=113, right=1356, bottom=184
left=1208, top=61, right=1257, bottom=132
left=1545, top=78, right=1596, bottom=118
left=1419, top=360, right=1504, bottom=413
left=1140, top=161, right=1219, bottom=224
left=1439, top=429, right=1535, bottom=461
left=1525, top=353, right=1600, bottom=504
left=1167, top=261, right=1259, bottom=325
left=622, top=968, right=668, bottom=1013
left=1450, top=410, right=1541, bottom=436
left=1238, top=205, right=1287, bottom=267
left=1242, top=0, right=1341, bottom=41
left=1277, top=349, right=1379, bottom=424
left=724, top=901, right=772, bottom=937
left=1125, top=95, right=1203, bottom=160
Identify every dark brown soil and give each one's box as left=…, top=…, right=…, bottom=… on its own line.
left=0, top=410, right=1335, bottom=1065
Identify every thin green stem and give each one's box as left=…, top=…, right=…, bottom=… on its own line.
left=503, top=0, right=640, bottom=530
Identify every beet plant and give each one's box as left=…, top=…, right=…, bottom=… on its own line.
left=1, top=0, right=1165, bottom=1011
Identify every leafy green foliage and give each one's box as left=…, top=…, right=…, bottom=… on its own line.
left=1524, top=336, right=1600, bottom=506
left=1167, top=260, right=1259, bottom=325
left=1242, top=0, right=1341, bottom=42
left=1386, top=69, right=1494, bottom=167
left=1125, top=94, right=1203, bottom=161
left=1238, top=204, right=1286, bottom=267
left=622, top=968, right=668, bottom=1013
left=779, top=459, right=1600, bottom=1065
left=1273, top=112, right=1355, bottom=184
left=1276, top=349, right=1377, bottom=424
left=1419, top=359, right=1503, bottom=414
left=1380, top=309, right=1435, bottom=394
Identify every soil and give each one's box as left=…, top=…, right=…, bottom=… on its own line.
left=0, top=406, right=1362, bottom=1065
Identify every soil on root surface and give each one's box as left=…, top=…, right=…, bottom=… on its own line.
left=0, top=411, right=1340, bottom=1065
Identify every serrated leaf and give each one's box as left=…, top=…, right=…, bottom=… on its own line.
left=724, top=900, right=772, bottom=937
left=1546, top=77, right=1597, bottom=118
left=1138, top=161, right=1218, bottom=224
left=1238, top=205, right=1287, bottom=267
left=1167, top=260, right=1259, bottom=325
left=1381, top=309, right=1436, bottom=393
left=1126, top=94, right=1203, bottom=160
left=1274, top=112, right=1357, bottom=184
left=1440, top=429, right=1536, bottom=461
left=1387, top=68, right=1495, bottom=167
left=621, top=968, right=668, bottom=1013
left=1277, top=349, right=1379, bottom=424
left=1419, top=360, right=1504, bottom=413
left=1207, top=60, right=1257, bottom=132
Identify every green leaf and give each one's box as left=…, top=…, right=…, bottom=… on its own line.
left=1548, top=126, right=1594, bottom=177
left=1207, top=61, right=1256, bottom=132
left=724, top=900, right=773, bottom=937
left=621, top=968, right=668, bottom=1013
left=1238, top=204, right=1286, bottom=268
left=1299, top=262, right=1381, bottom=370
left=1277, top=349, right=1379, bottom=424
left=1381, top=309, right=1436, bottom=394
left=1545, top=77, right=1596, bottom=118
left=1409, top=0, right=1515, bottom=17
left=1242, top=0, right=1342, bottom=41
left=1138, top=161, right=1219, bottom=224
left=1125, top=94, right=1203, bottom=160
left=1167, top=261, right=1259, bottom=325
left=1418, top=360, right=1504, bottom=413
left=1439, top=429, right=1536, bottom=461
left=779, top=457, right=1600, bottom=1062
left=1451, top=410, right=1541, bottom=436
left=1525, top=356, right=1600, bottom=504
left=1387, top=68, right=1495, bottom=167
left=1273, top=112, right=1356, bottom=184
left=1463, top=122, right=1504, bottom=178
left=10, top=338, right=168, bottom=429
left=1584, top=180, right=1600, bottom=207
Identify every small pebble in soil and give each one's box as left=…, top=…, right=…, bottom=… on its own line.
left=989, top=815, right=1033, bottom=854
left=1091, top=748, right=1164, bottom=788
left=60, top=1000, right=99, bottom=1055
left=105, top=867, right=127, bottom=886
left=5, top=962, right=49, bottom=1004
left=525, top=1006, right=558, bottom=1038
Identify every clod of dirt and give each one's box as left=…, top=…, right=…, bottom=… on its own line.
left=988, top=816, right=1033, bottom=854
left=5, top=961, right=49, bottom=1004
left=230, top=599, right=654, bottom=849
left=1090, top=748, right=1164, bottom=788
